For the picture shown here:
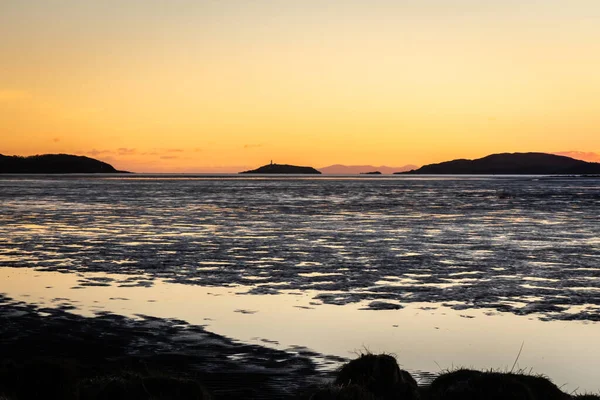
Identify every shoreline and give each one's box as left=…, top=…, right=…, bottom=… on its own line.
left=1, top=266, right=599, bottom=394
left=1, top=295, right=597, bottom=399
left=0, top=294, right=331, bottom=399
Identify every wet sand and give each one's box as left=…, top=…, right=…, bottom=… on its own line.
left=0, top=294, right=337, bottom=399
left=2, top=295, right=597, bottom=399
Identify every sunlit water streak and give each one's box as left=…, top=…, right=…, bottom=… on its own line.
left=0, top=175, right=599, bottom=391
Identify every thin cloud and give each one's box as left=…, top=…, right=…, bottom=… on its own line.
left=85, top=149, right=112, bottom=157
left=140, top=148, right=185, bottom=156
left=160, top=155, right=179, bottom=160
left=117, top=148, right=137, bottom=155
left=83, top=148, right=137, bottom=157
left=52, top=137, right=60, bottom=143
left=243, top=144, right=262, bottom=149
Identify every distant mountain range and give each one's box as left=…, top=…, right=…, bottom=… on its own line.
left=319, top=164, right=418, bottom=174
left=399, top=152, right=600, bottom=175
left=0, top=154, right=128, bottom=173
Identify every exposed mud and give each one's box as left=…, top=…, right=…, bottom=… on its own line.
left=0, top=176, right=599, bottom=322
left=0, top=294, right=334, bottom=398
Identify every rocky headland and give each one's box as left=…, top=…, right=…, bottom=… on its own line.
left=398, top=153, right=600, bottom=175
left=0, top=154, right=128, bottom=174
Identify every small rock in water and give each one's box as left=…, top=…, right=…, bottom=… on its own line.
left=234, top=309, right=258, bottom=314
left=361, top=301, right=404, bottom=311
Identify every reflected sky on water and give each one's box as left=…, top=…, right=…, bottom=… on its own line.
left=2, top=266, right=599, bottom=392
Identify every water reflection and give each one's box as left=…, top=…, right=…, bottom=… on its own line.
left=1, top=266, right=599, bottom=392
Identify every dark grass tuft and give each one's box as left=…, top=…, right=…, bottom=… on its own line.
left=504, top=372, right=571, bottom=400
left=334, top=353, right=419, bottom=399
left=427, top=369, right=532, bottom=400
left=426, top=368, right=572, bottom=400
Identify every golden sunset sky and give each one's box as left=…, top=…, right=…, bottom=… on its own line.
left=1, top=1, right=599, bottom=172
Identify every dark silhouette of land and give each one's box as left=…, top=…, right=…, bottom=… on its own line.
left=0, top=154, right=128, bottom=174
left=361, top=171, right=382, bottom=175
left=320, top=164, right=418, bottom=174
left=398, top=152, right=600, bottom=175
left=240, top=163, right=321, bottom=174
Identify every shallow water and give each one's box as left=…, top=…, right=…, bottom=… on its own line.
left=1, top=175, right=599, bottom=391
left=2, top=266, right=599, bottom=392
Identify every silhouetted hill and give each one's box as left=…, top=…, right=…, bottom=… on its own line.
left=398, top=152, right=600, bottom=175
left=319, top=164, right=417, bottom=174
left=240, top=163, right=321, bottom=174
left=0, top=154, right=128, bottom=173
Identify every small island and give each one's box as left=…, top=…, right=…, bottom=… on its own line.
left=397, top=152, right=600, bottom=175
left=240, top=162, right=321, bottom=174
left=0, top=154, right=129, bottom=174
left=360, top=171, right=382, bottom=175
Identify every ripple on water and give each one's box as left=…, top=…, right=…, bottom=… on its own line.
left=0, top=176, right=599, bottom=322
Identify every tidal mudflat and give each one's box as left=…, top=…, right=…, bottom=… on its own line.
left=0, top=175, right=599, bottom=393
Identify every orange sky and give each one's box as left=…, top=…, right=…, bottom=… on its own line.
left=1, top=1, right=599, bottom=172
